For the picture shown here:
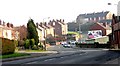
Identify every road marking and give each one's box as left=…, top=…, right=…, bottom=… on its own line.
left=79, top=54, right=83, bottom=55
left=44, top=58, right=54, bottom=61
left=60, top=57, right=64, bottom=58
left=27, top=62, right=37, bottom=64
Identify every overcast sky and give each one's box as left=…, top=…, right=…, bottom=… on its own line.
left=0, top=0, right=119, bottom=26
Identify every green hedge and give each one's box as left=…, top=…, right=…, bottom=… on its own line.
left=1, top=38, right=15, bottom=55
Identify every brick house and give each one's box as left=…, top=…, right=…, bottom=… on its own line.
left=76, top=11, right=113, bottom=25
left=108, top=14, right=120, bottom=49
left=0, top=20, right=19, bottom=40
left=90, top=22, right=112, bottom=36
left=36, top=22, right=55, bottom=42
left=48, top=19, right=68, bottom=36
left=14, top=25, right=27, bottom=40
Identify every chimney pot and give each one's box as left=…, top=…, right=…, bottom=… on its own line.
left=103, top=22, right=107, bottom=27
left=36, top=23, right=38, bottom=27
left=44, top=22, right=47, bottom=26
left=3, top=21, right=5, bottom=26
left=0, top=20, right=1, bottom=25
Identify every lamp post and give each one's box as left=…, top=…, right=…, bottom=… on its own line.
left=107, top=3, right=117, bottom=15
left=78, top=17, right=86, bottom=40
left=43, top=17, right=50, bottom=50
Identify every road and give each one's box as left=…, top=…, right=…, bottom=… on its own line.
left=2, top=45, right=120, bottom=65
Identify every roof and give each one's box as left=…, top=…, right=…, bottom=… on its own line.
left=37, top=27, right=42, bottom=31
left=79, top=11, right=110, bottom=18
left=99, top=19, right=112, bottom=23
left=96, top=22, right=111, bottom=30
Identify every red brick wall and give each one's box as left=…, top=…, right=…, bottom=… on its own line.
left=55, top=22, right=62, bottom=36
left=90, top=23, right=106, bottom=36
left=19, top=25, right=27, bottom=40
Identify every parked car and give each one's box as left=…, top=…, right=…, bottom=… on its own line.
left=61, top=41, right=67, bottom=45
left=63, top=44, right=71, bottom=48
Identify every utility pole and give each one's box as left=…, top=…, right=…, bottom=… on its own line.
left=43, top=17, right=50, bottom=50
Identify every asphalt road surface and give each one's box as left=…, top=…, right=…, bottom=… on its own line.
left=2, top=45, right=120, bottom=65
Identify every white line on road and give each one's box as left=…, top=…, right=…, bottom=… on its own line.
left=27, top=62, right=37, bottom=64
left=44, top=58, right=54, bottom=61
left=60, top=57, right=64, bottom=58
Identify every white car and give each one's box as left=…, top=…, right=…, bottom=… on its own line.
left=63, top=44, right=71, bottom=48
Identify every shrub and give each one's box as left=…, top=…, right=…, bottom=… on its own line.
left=14, top=40, right=18, bottom=47
left=30, top=39, right=35, bottom=48
left=1, top=38, right=15, bottom=55
left=24, top=39, right=30, bottom=49
left=32, top=45, right=38, bottom=50
left=38, top=44, right=43, bottom=50
left=18, top=40, right=25, bottom=46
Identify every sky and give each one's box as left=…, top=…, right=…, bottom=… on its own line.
left=0, top=0, right=119, bottom=26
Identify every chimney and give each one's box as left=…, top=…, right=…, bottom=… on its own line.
left=11, top=24, right=13, bottom=28
left=53, top=19, right=55, bottom=22
left=3, top=21, right=5, bottom=26
left=60, top=19, right=62, bottom=22
left=44, top=22, right=47, bottom=26
left=63, top=19, right=64, bottom=22
left=103, top=22, right=107, bottom=27
left=0, top=20, right=1, bottom=25
left=39, top=22, right=42, bottom=26
left=7, top=23, right=10, bottom=27
left=36, top=23, right=38, bottom=28
left=56, top=19, right=59, bottom=22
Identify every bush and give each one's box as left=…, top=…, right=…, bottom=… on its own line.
left=18, top=40, right=25, bottom=46
left=14, top=40, right=18, bottom=47
left=1, top=38, right=15, bottom=55
left=38, top=44, right=43, bottom=50
left=32, top=45, right=38, bottom=50
left=94, top=42, right=99, bottom=48
left=24, top=39, right=30, bottom=49
left=30, top=39, right=35, bottom=48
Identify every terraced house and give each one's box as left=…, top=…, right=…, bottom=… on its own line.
left=36, top=22, right=54, bottom=42
left=48, top=19, right=68, bottom=36
left=36, top=19, right=68, bottom=45
left=0, top=20, right=19, bottom=40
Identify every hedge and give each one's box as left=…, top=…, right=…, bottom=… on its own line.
left=1, top=38, right=15, bottom=55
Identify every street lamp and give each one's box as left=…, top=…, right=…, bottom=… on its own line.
left=42, top=17, right=50, bottom=50
left=78, top=16, right=86, bottom=40
left=107, top=2, right=117, bottom=15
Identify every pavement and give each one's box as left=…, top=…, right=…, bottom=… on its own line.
left=105, top=57, right=120, bottom=64
left=104, top=49, right=120, bottom=64
left=2, top=50, right=59, bottom=62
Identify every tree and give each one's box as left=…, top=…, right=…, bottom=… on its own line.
left=27, top=18, right=39, bottom=46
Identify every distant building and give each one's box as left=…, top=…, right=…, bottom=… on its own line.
left=90, top=22, right=112, bottom=36
left=76, top=11, right=113, bottom=25
left=48, top=19, right=68, bottom=36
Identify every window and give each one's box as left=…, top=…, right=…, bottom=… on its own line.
left=103, top=17, right=105, bottom=19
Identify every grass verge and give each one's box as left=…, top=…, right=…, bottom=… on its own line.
left=0, top=53, right=30, bottom=59
left=25, top=50, right=46, bottom=52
